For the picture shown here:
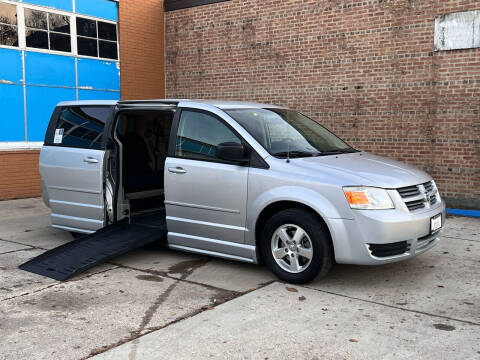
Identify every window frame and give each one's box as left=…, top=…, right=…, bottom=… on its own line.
left=24, top=8, right=72, bottom=54
left=76, top=15, right=119, bottom=60
left=0, top=0, right=119, bottom=62
left=169, top=108, right=265, bottom=168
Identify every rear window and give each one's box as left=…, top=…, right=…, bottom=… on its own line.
left=45, top=106, right=112, bottom=149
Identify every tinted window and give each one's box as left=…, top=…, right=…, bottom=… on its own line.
left=0, top=23, right=17, bottom=46
left=48, top=13, right=70, bottom=33
left=24, top=8, right=47, bottom=29
left=81, top=107, right=112, bottom=123
left=54, top=106, right=111, bottom=149
left=0, top=3, right=18, bottom=47
left=76, top=17, right=117, bottom=59
left=99, top=40, right=117, bottom=59
left=49, top=32, right=70, bottom=52
left=25, top=29, right=48, bottom=49
left=76, top=17, right=96, bottom=37
left=77, top=36, right=97, bottom=57
left=25, top=9, right=71, bottom=53
left=176, top=111, right=241, bottom=162
left=98, top=21, right=116, bottom=41
left=0, top=3, right=17, bottom=25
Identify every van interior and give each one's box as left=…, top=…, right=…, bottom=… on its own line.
left=113, top=110, right=174, bottom=223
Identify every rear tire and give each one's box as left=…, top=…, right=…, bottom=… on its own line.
left=260, top=208, right=333, bottom=284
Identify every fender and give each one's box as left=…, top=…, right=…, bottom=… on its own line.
left=245, top=185, right=353, bottom=247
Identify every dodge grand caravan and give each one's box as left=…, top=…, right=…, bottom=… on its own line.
left=39, top=99, right=445, bottom=283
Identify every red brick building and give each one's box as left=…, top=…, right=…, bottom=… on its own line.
left=1, top=0, right=479, bottom=209
left=164, top=0, right=480, bottom=209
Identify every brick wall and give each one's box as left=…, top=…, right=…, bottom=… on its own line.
left=119, top=0, right=165, bottom=100
left=165, top=0, right=480, bottom=208
left=0, top=151, right=41, bottom=200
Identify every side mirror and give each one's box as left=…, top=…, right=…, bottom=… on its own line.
left=216, top=142, right=248, bottom=163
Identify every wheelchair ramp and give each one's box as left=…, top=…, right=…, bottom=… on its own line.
left=19, top=215, right=167, bottom=281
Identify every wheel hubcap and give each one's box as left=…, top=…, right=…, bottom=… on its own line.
left=271, top=224, right=313, bottom=273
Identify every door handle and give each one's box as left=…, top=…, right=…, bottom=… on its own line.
left=84, top=157, right=99, bottom=164
left=168, top=167, right=187, bottom=174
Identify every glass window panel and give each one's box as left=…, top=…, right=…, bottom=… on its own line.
left=49, top=13, right=70, bottom=34
left=0, top=3, right=17, bottom=25
left=0, top=24, right=18, bottom=46
left=176, top=111, right=241, bottom=162
left=76, top=17, right=96, bottom=38
left=98, top=21, right=116, bottom=41
left=99, top=40, right=117, bottom=59
left=227, top=108, right=353, bottom=155
left=77, top=36, right=97, bottom=57
left=25, top=29, right=48, bottom=49
left=80, top=106, right=112, bottom=124
left=57, top=107, right=106, bottom=149
left=50, top=32, right=71, bottom=52
left=24, top=9, right=47, bottom=30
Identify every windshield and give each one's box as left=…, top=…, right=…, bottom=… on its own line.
left=225, top=108, right=357, bottom=158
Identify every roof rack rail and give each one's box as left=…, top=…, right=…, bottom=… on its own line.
left=116, top=99, right=188, bottom=108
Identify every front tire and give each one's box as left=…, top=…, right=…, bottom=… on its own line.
left=260, top=208, right=333, bottom=284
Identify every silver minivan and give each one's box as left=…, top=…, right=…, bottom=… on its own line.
left=40, top=99, right=445, bottom=283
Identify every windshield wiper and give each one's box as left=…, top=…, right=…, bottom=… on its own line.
left=272, top=151, right=321, bottom=158
left=317, top=149, right=359, bottom=156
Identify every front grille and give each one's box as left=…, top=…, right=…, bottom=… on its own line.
left=423, top=181, right=433, bottom=192
left=397, top=185, right=421, bottom=197
left=397, top=181, right=438, bottom=212
left=368, top=241, right=410, bottom=257
left=404, top=199, right=425, bottom=211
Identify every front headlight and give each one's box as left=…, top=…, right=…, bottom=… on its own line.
left=343, top=186, right=394, bottom=210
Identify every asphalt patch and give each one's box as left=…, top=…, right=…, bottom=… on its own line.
left=136, top=275, right=164, bottom=282
left=433, top=323, right=456, bottom=331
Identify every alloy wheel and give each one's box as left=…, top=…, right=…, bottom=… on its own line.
left=270, top=224, right=313, bottom=273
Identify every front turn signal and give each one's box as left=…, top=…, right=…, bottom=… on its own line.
left=343, top=186, right=394, bottom=210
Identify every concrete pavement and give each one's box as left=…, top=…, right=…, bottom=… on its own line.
left=0, top=198, right=478, bottom=359
left=94, top=282, right=479, bottom=360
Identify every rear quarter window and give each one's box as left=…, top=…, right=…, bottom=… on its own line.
left=45, top=106, right=113, bottom=149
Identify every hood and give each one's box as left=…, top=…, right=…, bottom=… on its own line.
left=290, top=152, right=432, bottom=188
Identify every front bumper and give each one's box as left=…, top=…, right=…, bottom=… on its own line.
left=327, top=200, right=446, bottom=265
